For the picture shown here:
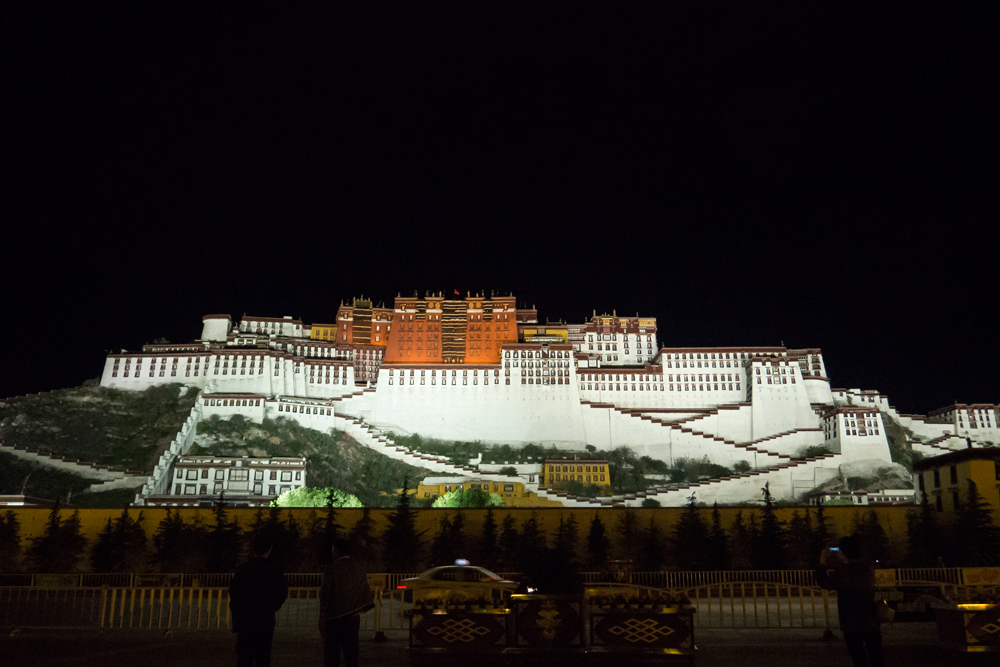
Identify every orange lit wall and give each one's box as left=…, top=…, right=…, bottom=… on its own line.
left=465, top=295, right=517, bottom=364
left=383, top=294, right=517, bottom=365
left=335, top=300, right=393, bottom=348
left=383, top=296, right=444, bottom=364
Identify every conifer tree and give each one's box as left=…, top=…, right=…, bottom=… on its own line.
left=0, top=510, right=22, bottom=573
left=480, top=506, right=498, bottom=569
left=285, top=512, right=303, bottom=571
left=862, top=511, right=890, bottom=566
left=28, top=504, right=87, bottom=573
left=430, top=514, right=454, bottom=566
left=640, top=516, right=665, bottom=571
left=153, top=509, right=187, bottom=572
left=383, top=477, right=422, bottom=572
left=906, top=495, right=942, bottom=566
left=316, top=489, right=343, bottom=567
left=707, top=502, right=729, bottom=570
left=586, top=512, right=611, bottom=569
left=206, top=498, right=242, bottom=573
left=248, top=506, right=298, bottom=571
left=497, top=514, right=519, bottom=572
left=785, top=511, right=811, bottom=569
left=450, top=512, right=467, bottom=561
left=60, top=511, right=88, bottom=571
left=90, top=519, right=116, bottom=573
left=728, top=511, right=752, bottom=569
left=673, top=494, right=709, bottom=570
left=952, top=480, right=1000, bottom=566
left=811, top=501, right=832, bottom=560
left=754, top=483, right=784, bottom=569
left=518, top=512, right=546, bottom=574
left=553, top=513, right=580, bottom=567
left=91, top=509, right=147, bottom=573
left=348, top=507, right=378, bottom=569
left=614, top=509, right=641, bottom=560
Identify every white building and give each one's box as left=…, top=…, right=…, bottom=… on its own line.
left=144, top=455, right=307, bottom=507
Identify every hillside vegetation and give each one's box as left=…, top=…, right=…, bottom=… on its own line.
left=0, top=383, right=199, bottom=472
left=194, top=415, right=431, bottom=506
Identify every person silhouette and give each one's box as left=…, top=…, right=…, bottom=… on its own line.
left=319, top=537, right=375, bottom=667
left=229, top=535, right=289, bottom=667
left=816, top=535, right=883, bottom=667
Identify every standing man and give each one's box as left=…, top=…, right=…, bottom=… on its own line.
left=229, top=534, right=289, bottom=667
left=319, top=537, right=375, bottom=667
left=816, top=535, right=883, bottom=667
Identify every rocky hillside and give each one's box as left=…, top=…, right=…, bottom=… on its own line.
left=193, top=414, right=432, bottom=506
left=0, top=383, right=199, bottom=471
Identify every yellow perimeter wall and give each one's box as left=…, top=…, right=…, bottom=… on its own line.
left=8, top=505, right=912, bottom=553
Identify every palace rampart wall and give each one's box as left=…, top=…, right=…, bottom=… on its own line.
left=5, top=504, right=912, bottom=559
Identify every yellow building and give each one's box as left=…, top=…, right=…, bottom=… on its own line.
left=415, top=476, right=563, bottom=507
left=914, top=448, right=1000, bottom=514
left=520, top=325, right=570, bottom=344
left=310, top=324, right=338, bottom=341
left=541, top=459, right=611, bottom=492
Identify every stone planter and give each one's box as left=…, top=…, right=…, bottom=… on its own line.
left=588, top=606, right=695, bottom=656
left=509, top=594, right=585, bottom=653
left=407, top=606, right=511, bottom=660
left=936, top=604, right=1000, bottom=652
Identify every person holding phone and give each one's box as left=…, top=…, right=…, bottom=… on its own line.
left=816, top=535, right=882, bottom=667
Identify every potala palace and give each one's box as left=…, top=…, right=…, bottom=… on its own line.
left=98, top=294, right=1000, bottom=507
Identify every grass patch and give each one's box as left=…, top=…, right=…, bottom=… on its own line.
left=0, top=384, right=198, bottom=472
left=72, top=488, right=139, bottom=508
left=0, top=451, right=100, bottom=501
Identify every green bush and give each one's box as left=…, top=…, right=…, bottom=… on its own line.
left=271, top=487, right=362, bottom=508
left=801, top=446, right=833, bottom=459
left=432, top=488, right=505, bottom=508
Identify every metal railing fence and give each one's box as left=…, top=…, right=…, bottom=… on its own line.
left=684, top=583, right=832, bottom=630
left=0, top=586, right=407, bottom=632
left=0, top=568, right=973, bottom=589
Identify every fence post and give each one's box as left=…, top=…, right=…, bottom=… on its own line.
left=821, top=589, right=835, bottom=640
left=373, top=592, right=387, bottom=642
left=99, top=586, right=109, bottom=630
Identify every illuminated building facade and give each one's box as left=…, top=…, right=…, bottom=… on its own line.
left=101, top=291, right=1000, bottom=507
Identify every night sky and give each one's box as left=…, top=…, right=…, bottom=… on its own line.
left=3, top=4, right=997, bottom=415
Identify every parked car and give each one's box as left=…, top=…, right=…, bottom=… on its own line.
left=396, top=563, right=517, bottom=602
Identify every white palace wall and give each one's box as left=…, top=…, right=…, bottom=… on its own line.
left=369, top=368, right=588, bottom=447
left=804, top=377, right=834, bottom=405
left=101, top=351, right=358, bottom=400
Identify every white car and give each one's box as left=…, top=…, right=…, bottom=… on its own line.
left=396, top=564, right=517, bottom=602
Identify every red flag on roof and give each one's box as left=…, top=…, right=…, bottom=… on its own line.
left=454, top=289, right=460, bottom=295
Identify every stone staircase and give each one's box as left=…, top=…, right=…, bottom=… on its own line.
left=601, top=402, right=822, bottom=463
left=529, top=453, right=843, bottom=508
left=336, top=417, right=501, bottom=479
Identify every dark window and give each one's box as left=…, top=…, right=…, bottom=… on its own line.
left=933, top=470, right=940, bottom=488
left=935, top=495, right=943, bottom=512
left=950, top=465, right=958, bottom=484
left=952, top=491, right=961, bottom=510
left=919, top=475, right=924, bottom=491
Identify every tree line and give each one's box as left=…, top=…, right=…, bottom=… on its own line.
left=1, top=481, right=997, bottom=574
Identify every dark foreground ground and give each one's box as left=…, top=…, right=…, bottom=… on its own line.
left=2, top=624, right=997, bottom=667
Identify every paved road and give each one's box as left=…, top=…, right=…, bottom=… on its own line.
left=2, top=625, right=996, bottom=666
